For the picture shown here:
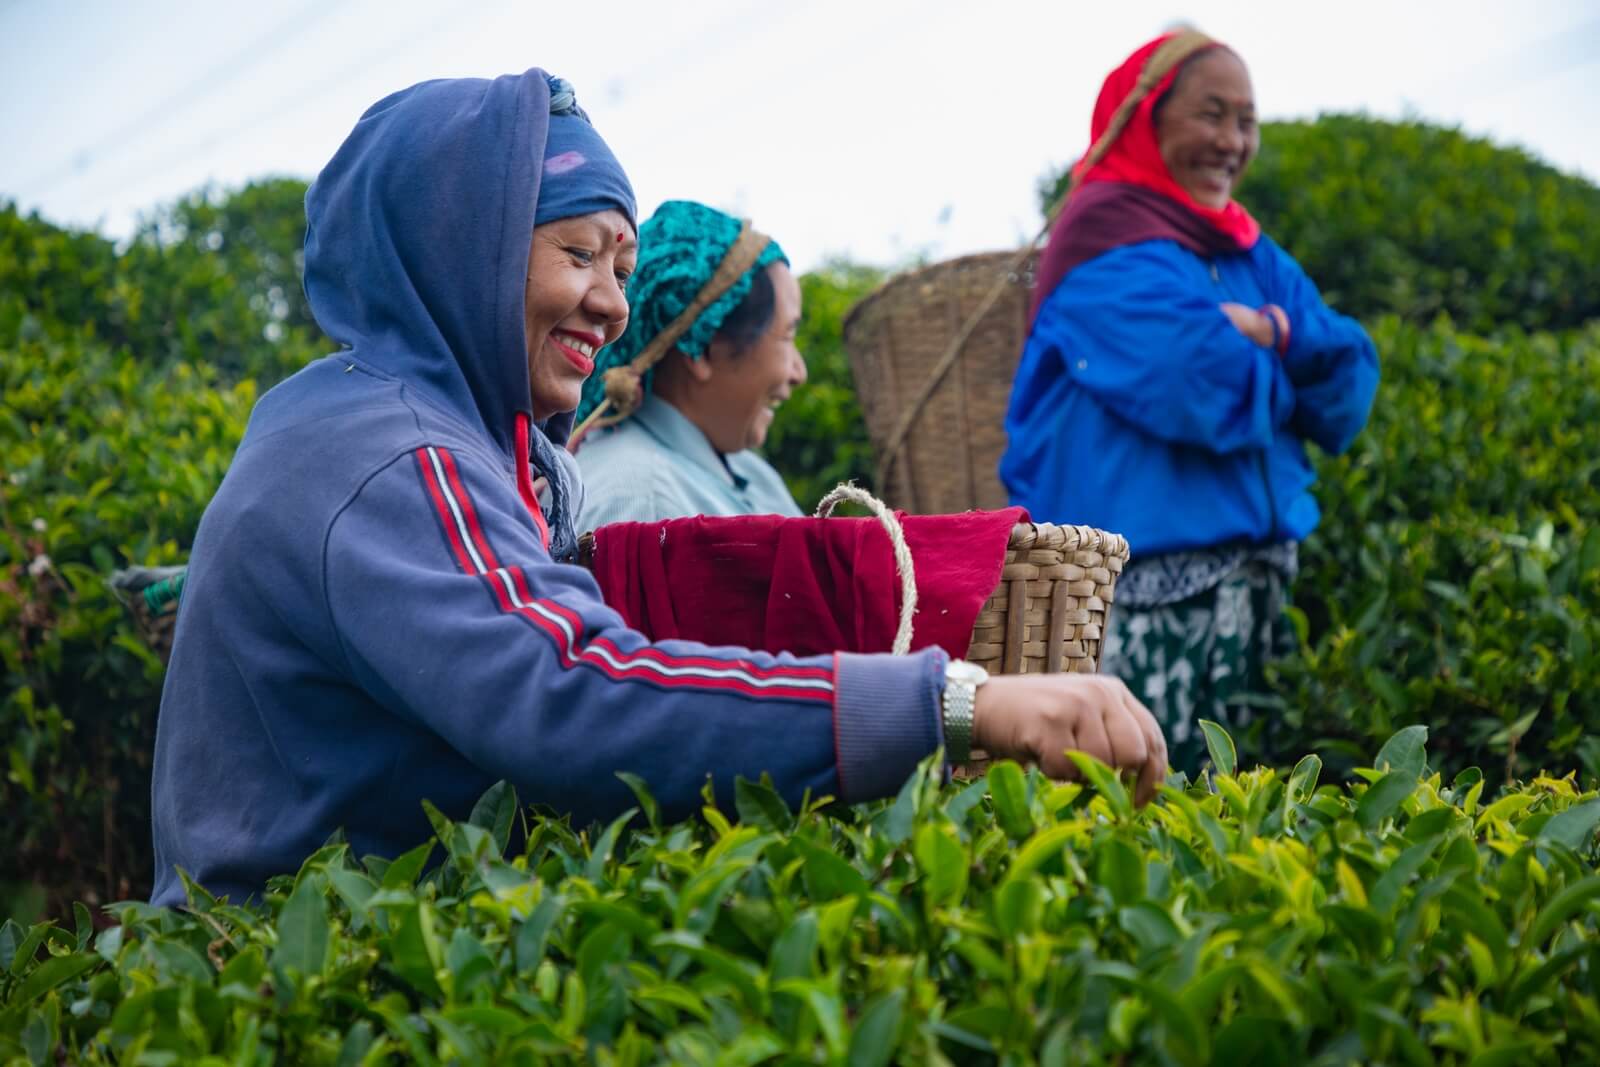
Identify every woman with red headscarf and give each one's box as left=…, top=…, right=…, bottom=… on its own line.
left=1000, top=31, right=1379, bottom=774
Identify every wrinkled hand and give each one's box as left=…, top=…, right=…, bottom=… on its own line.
left=971, top=674, right=1168, bottom=806
left=1219, top=301, right=1275, bottom=347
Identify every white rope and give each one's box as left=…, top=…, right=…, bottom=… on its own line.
left=814, top=483, right=918, bottom=655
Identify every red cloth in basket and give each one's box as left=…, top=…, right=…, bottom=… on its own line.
left=589, top=508, right=1026, bottom=659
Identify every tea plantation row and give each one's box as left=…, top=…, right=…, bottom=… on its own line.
left=4, top=729, right=1600, bottom=1064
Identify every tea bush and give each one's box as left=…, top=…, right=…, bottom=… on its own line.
left=0, top=186, right=327, bottom=386
left=5, top=728, right=1600, bottom=1064
left=1273, top=318, right=1600, bottom=782
left=1040, top=115, right=1600, bottom=332
left=0, top=294, right=255, bottom=915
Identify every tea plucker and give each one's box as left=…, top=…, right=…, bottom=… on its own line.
left=571, top=199, right=805, bottom=529
left=1001, top=31, right=1379, bottom=773
left=151, top=69, right=1168, bottom=906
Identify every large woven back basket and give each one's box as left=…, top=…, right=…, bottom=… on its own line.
left=842, top=249, right=1038, bottom=514
left=578, top=514, right=1127, bottom=675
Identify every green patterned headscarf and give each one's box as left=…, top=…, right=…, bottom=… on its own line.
left=575, top=200, right=788, bottom=427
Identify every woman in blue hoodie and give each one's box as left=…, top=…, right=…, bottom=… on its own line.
left=1001, top=32, right=1379, bottom=774
left=151, top=69, right=1168, bottom=906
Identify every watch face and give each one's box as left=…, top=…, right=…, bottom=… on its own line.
left=949, top=660, right=989, bottom=685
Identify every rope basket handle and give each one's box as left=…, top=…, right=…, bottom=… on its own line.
left=814, top=483, right=918, bottom=655
left=873, top=29, right=1215, bottom=491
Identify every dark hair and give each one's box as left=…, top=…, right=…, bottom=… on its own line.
left=713, top=266, right=777, bottom=356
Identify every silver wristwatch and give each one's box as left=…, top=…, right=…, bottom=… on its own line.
left=941, top=659, right=989, bottom=764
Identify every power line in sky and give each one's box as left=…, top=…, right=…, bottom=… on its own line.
left=13, top=0, right=346, bottom=200
left=58, top=2, right=479, bottom=215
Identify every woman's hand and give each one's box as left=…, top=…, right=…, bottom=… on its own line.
left=972, top=674, right=1168, bottom=805
left=1219, top=301, right=1275, bottom=347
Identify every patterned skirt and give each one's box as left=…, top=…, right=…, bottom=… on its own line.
left=1101, top=549, right=1296, bottom=778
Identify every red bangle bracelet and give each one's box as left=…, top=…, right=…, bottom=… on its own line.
left=1261, top=304, right=1291, bottom=357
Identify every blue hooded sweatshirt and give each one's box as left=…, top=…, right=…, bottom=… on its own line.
left=1001, top=236, right=1379, bottom=557
left=150, top=69, right=945, bottom=907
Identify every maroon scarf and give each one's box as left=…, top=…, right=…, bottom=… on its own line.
left=1029, top=180, right=1252, bottom=327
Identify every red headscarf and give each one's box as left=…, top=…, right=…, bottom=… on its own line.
left=1029, top=32, right=1262, bottom=325
left=1077, top=32, right=1261, bottom=242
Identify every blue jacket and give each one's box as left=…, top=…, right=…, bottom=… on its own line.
left=1001, top=236, right=1378, bottom=557
left=150, top=69, right=944, bottom=907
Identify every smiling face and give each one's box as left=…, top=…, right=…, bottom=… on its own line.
left=697, top=262, right=806, bottom=452
left=1154, top=49, right=1259, bottom=209
left=524, top=210, right=636, bottom=421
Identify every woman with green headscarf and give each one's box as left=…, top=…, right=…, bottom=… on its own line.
left=571, top=200, right=805, bottom=530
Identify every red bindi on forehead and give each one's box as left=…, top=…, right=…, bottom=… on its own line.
left=616, top=232, right=625, bottom=243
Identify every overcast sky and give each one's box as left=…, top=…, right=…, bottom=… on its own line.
left=2, top=0, right=1597, bottom=272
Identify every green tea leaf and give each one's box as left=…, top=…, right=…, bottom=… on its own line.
left=735, top=776, right=794, bottom=834
left=986, top=760, right=1033, bottom=839
left=72, top=902, right=93, bottom=951
left=1007, top=823, right=1079, bottom=884
left=994, top=878, right=1045, bottom=939
left=515, top=893, right=567, bottom=972
left=468, top=780, right=518, bottom=853
left=1089, top=960, right=1209, bottom=1066
left=218, top=944, right=265, bottom=991
left=585, top=807, right=637, bottom=883
left=768, top=912, right=819, bottom=982
left=794, top=839, right=871, bottom=900
left=1118, top=902, right=1182, bottom=953
left=274, top=874, right=330, bottom=978
left=326, top=868, right=378, bottom=920
left=1286, top=754, right=1322, bottom=805
left=878, top=765, right=921, bottom=845
left=0, top=919, right=20, bottom=971
left=1371, top=837, right=1442, bottom=916
left=1539, top=798, right=1600, bottom=851
left=913, top=821, right=968, bottom=906
left=389, top=903, right=445, bottom=1000
left=848, top=990, right=905, bottom=1067
left=1197, top=719, right=1237, bottom=777
left=615, top=772, right=660, bottom=831
left=1527, top=874, right=1600, bottom=947
left=382, top=840, right=435, bottom=889
left=1357, top=772, right=1418, bottom=830
left=335, top=1020, right=376, bottom=1067
left=9, top=951, right=99, bottom=1007
left=1065, top=751, right=1132, bottom=820
left=1375, top=725, right=1429, bottom=779
left=1097, top=836, right=1146, bottom=908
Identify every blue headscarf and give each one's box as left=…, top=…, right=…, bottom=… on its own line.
left=575, top=200, right=787, bottom=426
left=535, top=77, right=636, bottom=232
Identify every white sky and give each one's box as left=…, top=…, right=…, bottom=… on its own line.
left=2, top=0, right=1597, bottom=272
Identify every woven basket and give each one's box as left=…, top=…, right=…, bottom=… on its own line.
left=842, top=249, right=1037, bottom=514
left=577, top=510, right=1127, bottom=676
left=968, top=522, right=1127, bottom=674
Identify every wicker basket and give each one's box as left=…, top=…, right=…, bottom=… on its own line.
left=577, top=511, right=1127, bottom=676
left=842, top=249, right=1038, bottom=514
left=968, top=522, right=1127, bottom=674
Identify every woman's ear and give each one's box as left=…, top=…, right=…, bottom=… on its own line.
left=680, top=348, right=715, bottom=383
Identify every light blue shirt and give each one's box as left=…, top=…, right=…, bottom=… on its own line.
left=575, top=393, right=802, bottom=531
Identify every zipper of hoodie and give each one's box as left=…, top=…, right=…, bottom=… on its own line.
left=513, top=414, right=552, bottom=551
left=1212, top=258, right=1279, bottom=541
